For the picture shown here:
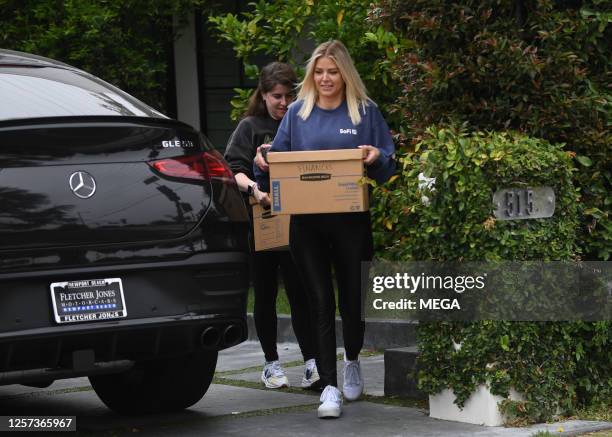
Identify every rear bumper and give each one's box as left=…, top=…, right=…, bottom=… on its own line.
left=0, top=315, right=245, bottom=385
left=0, top=251, right=249, bottom=378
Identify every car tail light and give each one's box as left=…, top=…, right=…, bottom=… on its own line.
left=149, top=151, right=236, bottom=184
left=202, top=150, right=237, bottom=184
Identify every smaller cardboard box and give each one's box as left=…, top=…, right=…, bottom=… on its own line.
left=268, top=149, right=368, bottom=215
left=251, top=198, right=290, bottom=251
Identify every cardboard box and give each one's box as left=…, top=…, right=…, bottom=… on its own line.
left=251, top=198, right=290, bottom=251
left=268, top=149, right=368, bottom=215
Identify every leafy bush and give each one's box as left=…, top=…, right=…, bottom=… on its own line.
left=373, top=126, right=610, bottom=424
left=0, top=0, right=205, bottom=112
left=207, top=0, right=403, bottom=120
left=366, top=1, right=611, bottom=422
left=370, top=0, right=610, bottom=261
left=373, top=127, right=579, bottom=261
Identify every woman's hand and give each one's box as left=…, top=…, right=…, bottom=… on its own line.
left=253, top=185, right=271, bottom=207
left=254, top=144, right=272, bottom=172
left=358, top=145, right=380, bottom=166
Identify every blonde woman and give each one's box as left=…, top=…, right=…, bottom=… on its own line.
left=255, top=40, right=395, bottom=418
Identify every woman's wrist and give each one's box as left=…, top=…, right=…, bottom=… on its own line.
left=247, top=182, right=257, bottom=197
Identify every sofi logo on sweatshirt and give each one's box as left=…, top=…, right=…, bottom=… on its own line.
left=339, top=128, right=357, bottom=135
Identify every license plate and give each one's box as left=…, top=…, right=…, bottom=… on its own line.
left=50, top=278, right=127, bottom=324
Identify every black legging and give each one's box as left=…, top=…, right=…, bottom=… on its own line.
left=252, top=249, right=315, bottom=363
left=289, top=212, right=373, bottom=388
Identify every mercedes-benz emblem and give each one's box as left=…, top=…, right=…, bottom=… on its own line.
left=69, top=171, right=97, bottom=199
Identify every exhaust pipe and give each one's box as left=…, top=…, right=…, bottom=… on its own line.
left=222, top=324, right=242, bottom=347
left=200, top=326, right=221, bottom=349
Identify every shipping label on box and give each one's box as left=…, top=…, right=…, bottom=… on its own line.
left=251, top=201, right=290, bottom=251
left=268, top=149, right=368, bottom=215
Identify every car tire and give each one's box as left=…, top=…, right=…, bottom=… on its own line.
left=89, top=350, right=217, bottom=414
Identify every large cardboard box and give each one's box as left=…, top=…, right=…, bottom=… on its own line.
left=251, top=198, right=290, bottom=251
left=268, top=149, right=368, bottom=215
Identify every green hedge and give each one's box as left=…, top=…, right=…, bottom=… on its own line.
left=370, top=0, right=610, bottom=261
left=0, top=0, right=206, bottom=113
left=417, top=320, right=611, bottom=425
left=371, top=127, right=610, bottom=424
left=366, top=1, right=611, bottom=421
left=373, top=127, right=579, bottom=261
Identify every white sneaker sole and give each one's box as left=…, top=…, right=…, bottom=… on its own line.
left=261, top=376, right=289, bottom=389
left=317, top=405, right=341, bottom=418
left=343, top=386, right=363, bottom=401
left=301, top=375, right=320, bottom=388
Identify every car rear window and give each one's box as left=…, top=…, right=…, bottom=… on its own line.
left=0, top=66, right=165, bottom=121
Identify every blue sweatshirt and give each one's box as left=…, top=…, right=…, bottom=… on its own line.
left=254, top=99, right=395, bottom=192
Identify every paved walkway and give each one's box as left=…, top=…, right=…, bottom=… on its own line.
left=219, top=342, right=385, bottom=396
left=212, top=342, right=611, bottom=437
left=0, top=341, right=609, bottom=436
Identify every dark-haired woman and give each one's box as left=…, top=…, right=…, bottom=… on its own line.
left=224, top=62, right=318, bottom=390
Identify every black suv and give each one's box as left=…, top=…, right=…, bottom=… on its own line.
left=0, top=50, right=250, bottom=414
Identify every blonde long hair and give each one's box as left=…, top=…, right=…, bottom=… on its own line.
left=297, top=40, right=371, bottom=126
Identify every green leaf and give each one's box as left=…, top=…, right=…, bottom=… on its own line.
left=336, top=9, right=344, bottom=26
left=247, top=19, right=257, bottom=34
left=364, top=32, right=377, bottom=43
left=500, top=335, right=510, bottom=351
left=244, top=63, right=259, bottom=78
left=575, top=156, right=593, bottom=167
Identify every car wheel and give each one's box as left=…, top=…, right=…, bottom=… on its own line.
left=89, top=350, right=217, bottom=414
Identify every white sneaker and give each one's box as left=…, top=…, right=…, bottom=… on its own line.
left=261, top=360, right=289, bottom=389
left=317, top=385, right=342, bottom=418
left=301, top=358, right=320, bottom=388
left=342, top=358, right=363, bottom=401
